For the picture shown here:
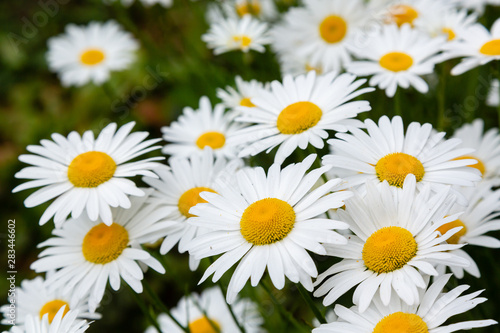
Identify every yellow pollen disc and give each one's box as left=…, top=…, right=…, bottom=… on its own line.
left=178, top=187, right=217, bottom=218
left=82, top=223, right=129, bottom=264
left=379, top=52, right=414, bottom=72
left=363, top=226, right=417, bottom=273
left=373, top=312, right=428, bottom=333
left=240, top=198, right=295, bottom=245
left=67, top=151, right=117, bottom=188
left=453, top=155, right=485, bottom=175
left=442, top=27, right=456, bottom=41
left=480, top=39, right=500, bottom=56
left=196, top=131, right=226, bottom=149
left=388, top=5, right=419, bottom=27
left=319, top=15, right=347, bottom=44
left=189, top=316, right=221, bottom=333
left=39, top=300, right=70, bottom=323
left=240, top=97, right=256, bottom=107
left=305, top=63, right=323, bottom=74
left=80, top=49, right=105, bottom=66
left=236, top=0, right=261, bottom=16
left=375, top=152, right=425, bottom=188
left=277, top=101, right=322, bottom=135
left=436, top=219, right=467, bottom=244
left=233, top=35, right=252, bottom=48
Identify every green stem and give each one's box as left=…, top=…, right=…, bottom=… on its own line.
left=437, top=64, right=447, bottom=132
left=394, top=89, right=402, bottom=117
left=297, top=284, right=326, bottom=324
left=127, top=285, right=162, bottom=332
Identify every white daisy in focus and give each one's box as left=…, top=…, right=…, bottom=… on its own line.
left=143, top=148, right=242, bottom=270
left=426, top=8, right=477, bottom=42
left=189, top=155, right=352, bottom=303
left=202, top=14, right=272, bottom=55
left=13, top=121, right=163, bottom=227
left=162, top=96, right=240, bottom=159
left=144, top=287, right=263, bottom=333
left=314, top=175, right=470, bottom=311
left=231, top=71, right=374, bottom=164
left=216, top=76, right=266, bottom=114
left=313, top=274, right=497, bottom=332
left=0, top=276, right=99, bottom=328
left=46, top=21, right=138, bottom=87
left=11, top=307, right=91, bottom=333
left=30, top=192, right=169, bottom=312
left=347, top=24, right=445, bottom=97
left=487, top=79, right=499, bottom=106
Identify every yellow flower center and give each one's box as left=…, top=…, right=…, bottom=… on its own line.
left=240, top=97, right=255, bottom=107
left=305, top=63, right=323, bottom=74
left=189, top=316, right=221, bottom=333
left=363, top=226, right=418, bottom=273
left=178, top=187, right=217, bottom=218
left=375, top=153, right=425, bottom=188
left=436, top=219, right=467, bottom=244
left=80, top=49, right=105, bottom=66
left=442, top=27, right=456, bottom=41
left=39, top=300, right=70, bottom=323
left=319, top=15, right=347, bottom=44
left=480, top=39, right=500, bottom=56
left=196, top=131, right=226, bottom=150
left=453, top=155, right=485, bottom=176
left=240, top=198, right=295, bottom=245
left=233, top=35, right=252, bottom=48
left=373, top=312, right=428, bottom=333
left=388, top=5, right=419, bottom=27
left=276, top=101, right=322, bottom=135
left=236, top=0, right=261, bottom=16
left=379, top=52, right=414, bottom=72
left=82, top=223, right=129, bottom=264
left=67, top=151, right=117, bottom=188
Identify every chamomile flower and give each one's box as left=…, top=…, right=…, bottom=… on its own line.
left=347, top=24, right=445, bottom=97
left=144, top=287, right=263, bottom=333
left=323, top=116, right=482, bottom=200
left=231, top=71, right=374, bottom=164
left=143, top=148, right=242, bottom=270
left=202, top=14, right=272, bottom=55
left=314, top=175, right=470, bottom=311
left=13, top=121, right=163, bottom=227
left=10, top=307, right=91, bottom=333
left=216, top=76, right=266, bottom=114
left=223, top=0, right=278, bottom=21
left=30, top=192, right=169, bottom=312
left=426, top=8, right=477, bottom=42
left=313, top=274, right=497, bottom=333
left=277, top=53, right=325, bottom=77
left=188, top=155, right=352, bottom=303
left=162, top=96, right=240, bottom=159
left=379, top=0, right=453, bottom=30
left=46, top=21, right=138, bottom=87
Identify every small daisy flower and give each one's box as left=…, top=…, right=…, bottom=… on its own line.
left=222, top=0, right=278, bottom=21
left=143, top=148, right=242, bottom=270
left=162, top=96, right=240, bottom=159
left=189, top=155, right=352, bottom=303
left=323, top=116, right=482, bottom=201
left=144, top=287, right=263, bottom=333
left=30, top=192, right=169, bottom=312
left=10, top=307, right=91, bottom=333
left=314, top=175, right=470, bottom=311
left=313, top=274, right=497, bottom=333
left=231, top=71, right=374, bottom=164
left=0, top=276, right=99, bottom=328
left=379, top=0, right=453, bottom=29
left=347, top=24, right=445, bottom=97
left=13, top=121, right=163, bottom=227
left=426, top=8, right=477, bottom=42
left=277, top=53, right=325, bottom=77
left=202, top=14, right=272, bottom=55
left=47, top=21, right=138, bottom=87
left=216, top=76, right=266, bottom=114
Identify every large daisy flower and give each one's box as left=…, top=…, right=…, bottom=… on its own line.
left=216, top=76, right=266, bottom=115
left=313, top=274, right=497, bottom=332
left=46, top=21, right=138, bottom=87
left=162, top=96, right=240, bottom=159
left=13, top=121, right=163, bottom=227
left=10, top=307, right=91, bottom=333
left=314, top=175, right=470, bottom=311
left=231, top=71, right=374, bottom=164
left=144, top=287, right=263, bottom=333
left=143, top=148, right=242, bottom=270
left=347, top=24, right=445, bottom=97
left=30, top=192, right=169, bottom=311
left=188, top=155, right=352, bottom=303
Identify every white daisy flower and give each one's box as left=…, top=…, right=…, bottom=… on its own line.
left=378, top=0, right=454, bottom=30
left=314, top=175, right=470, bottom=311
left=277, top=53, right=325, bottom=77
left=451, top=118, right=500, bottom=182
left=425, top=8, right=477, bottom=42
left=188, top=155, right=352, bottom=303
left=30, top=192, right=169, bottom=312
left=221, top=0, right=278, bottom=21
left=347, top=24, right=445, bottom=97
left=46, top=21, right=138, bottom=87
left=216, top=76, right=266, bottom=114
left=231, top=71, right=374, bottom=164
left=0, top=276, right=99, bottom=328
left=10, top=307, right=91, bottom=333
left=13, top=121, right=163, bottom=227
left=144, top=287, right=263, bottom=333
left=161, top=96, right=240, bottom=159
left=323, top=116, right=482, bottom=202
left=202, top=14, right=272, bottom=55
left=143, top=148, right=242, bottom=270
left=313, top=274, right=497, bottom=333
